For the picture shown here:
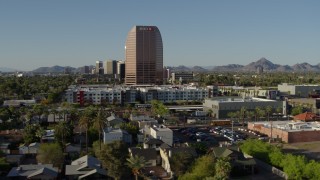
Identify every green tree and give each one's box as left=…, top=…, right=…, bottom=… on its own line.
left=93, top=108, right=107, bottom=150
left=266, top=106, right=273, bottom=122
left=281, top=154, right=306, bottom=180
left=23, top=124, right=43, bottom=144
left=291, top=106, right=303, bottom=116
left=304, top=160, right=320, bottom=180
left=79, top=113, right=91, bottom=153
left=93, top=141, right=130, bottom=179
left=170, top=152, right=194, bottom=177
left=214, top=157, right=231, bottom=180
left=179, top=155, right=215, bottom=180
left=151, top=100, right=169, bottom=117
left=126, top=155, right=146, bottom=180
left=54, top=121, right=74, bottom=147
left=269, top=147, right=284, bottom=168
left=120, top=121, right=139, bottom=139
left=36, top=143, right=64, bottom=167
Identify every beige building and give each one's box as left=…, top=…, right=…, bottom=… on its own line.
left=104, top=60, right=117, bottom=75
left=125, top=26, right=163, bottom=85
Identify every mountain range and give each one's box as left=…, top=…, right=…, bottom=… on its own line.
left=0, top=67, right=18, bottom=72
left=1, top=58, right=320, bottom=73
left=168, top=58, right=320, bottom=73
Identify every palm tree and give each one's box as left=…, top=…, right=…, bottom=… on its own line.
left=240, top=107, right=246, bottom=127
left=266, top=106, right=273, bottom=122
left=79, top=114, right=91, bottom=153
left=246, top=111, right=255, bottom=123
left=255, top=107, right=261, bottom=122
left=93, top=108, right=107, bottom=151
left=50, top=108, right=58, bottom=123
left=126, top=155, right=146, bottom=180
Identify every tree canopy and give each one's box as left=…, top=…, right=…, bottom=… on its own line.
left=93, top=141, right=130, bottom=179
left=36, top=143, right=64, bottom=168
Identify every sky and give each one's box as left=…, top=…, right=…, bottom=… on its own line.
left=0, top=0, right=320, bottom=71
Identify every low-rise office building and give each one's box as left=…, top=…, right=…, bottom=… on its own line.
left=248, top=120, right=320, bottom=143
left=278, top=83, right=320, bottom=97
left=203, top=97, right=285, bottom=119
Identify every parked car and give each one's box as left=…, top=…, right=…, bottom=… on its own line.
left=196, top=132, right=206, bottom=136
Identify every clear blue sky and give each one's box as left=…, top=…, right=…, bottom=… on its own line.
left=0, top=0, right=320, bottom=71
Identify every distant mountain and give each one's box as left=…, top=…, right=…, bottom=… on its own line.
left=291, top=63, right=320, bottom=72
left=32, top=66, right=76, bottom=73
left=0, top=67, right=18, bottom=72
left=191, top=66, right=208, bottom=72
left=242, top=57, right=280, bottom=71
left=212, top=64, right=243, bottom=71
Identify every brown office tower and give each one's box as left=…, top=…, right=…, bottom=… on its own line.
left=125, top=26, right=163, bottom=85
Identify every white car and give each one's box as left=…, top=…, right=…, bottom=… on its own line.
left=196, top=132, right=206, bottom=136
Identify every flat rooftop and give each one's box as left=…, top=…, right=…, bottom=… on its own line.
left=211, top=97, right=276, bottom=103
left=250, top=120, right=320, bottom=132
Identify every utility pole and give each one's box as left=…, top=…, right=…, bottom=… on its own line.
left=232, top=119, right=234, bottom=143
left=269, top=120, right=273, bottom=143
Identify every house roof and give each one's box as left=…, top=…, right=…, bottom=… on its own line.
left=27, top=167, right=58, bottom=178
left=107, top=115, right=123, bottom=122
left=160, top=143, right=171, bottom=150
left=78, top=168, right=107, bottom=179
left=170, top=147, right=197, bottom=157
left=66, top=155, right=107, bottom=177
left=7, top=164, right=58, bottom=178
left=234, top=159, right=256, bottom=166
left=29, top=142, right=40, bottom=147
left=71, top=155, right=101, bottom=169
left=130, top=148, right=157, bottom=161
left=294, top=112, right=319, bottom=121
left=144, top=138, right=164, bottom=145
left=212, top=147, right=233, bottom=158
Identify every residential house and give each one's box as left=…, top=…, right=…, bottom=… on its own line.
left=129, top=148, right=158, bottom=167
left=7, top=164, right=58, bottom=180
left=160, top=144, right=197, bottom=177
left=65, top=143, right=81, bottom=154
left=28, top=142, right=40, bottom=154
left=19, top=144, right=28, bottom=155
left=65, top=155, right=107, bottom=180
left=0, top=142, right=11, bottom=154
left=143, top=138, right=164, bottom=150
left=149, top=125, right=173, bottom=146
left=210, top=146, right=256, bottom=175
left=106, top=115, right=124, bottom=128
left=103, top=128, right=132, bottom=144
left=5, top=155, right=24, bottom=166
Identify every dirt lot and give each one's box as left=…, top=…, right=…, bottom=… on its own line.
left=282, top=141, right=320, bottom=160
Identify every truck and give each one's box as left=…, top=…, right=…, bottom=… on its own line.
left=211, top=119, right=231, bottom=126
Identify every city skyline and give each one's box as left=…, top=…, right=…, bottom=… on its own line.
left=1, top=1, right=320, bottom=71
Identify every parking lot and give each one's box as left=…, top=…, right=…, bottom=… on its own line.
left=172, top=125, right=269, bottom=146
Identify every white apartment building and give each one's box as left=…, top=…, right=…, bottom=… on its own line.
left=139, top=86, right=209, bottom=103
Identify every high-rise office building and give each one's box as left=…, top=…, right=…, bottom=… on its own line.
left=104, top=60, right=117, bottom=75
left=125, top=26, right=163, bottom=85
left=117, top=61, right=125, bottom=80
left=95, top=61, right=104, bottom=74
